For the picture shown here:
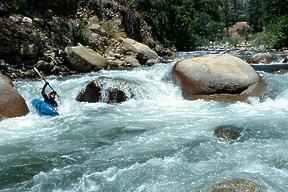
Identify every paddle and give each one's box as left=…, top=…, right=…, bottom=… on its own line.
left=33, top=67, right=59, bottom=96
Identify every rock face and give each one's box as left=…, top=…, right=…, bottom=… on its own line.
left=0, top=0, right=171, bottom=78
left=117, top=38, right=159, bottom=65
left=212, top=179, right=263, bottom=192
left=247, top=53, right=273, bottom=64
left=0, top=74, right=29, bottom=119
left=76, top=77, right=136, bottom=103
left=65, top=45, right=108, bottom=72
left=172, top=54, right=266, bottom=101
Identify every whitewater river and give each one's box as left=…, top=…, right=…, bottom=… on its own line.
left=1, top=53, right=288, bottom=191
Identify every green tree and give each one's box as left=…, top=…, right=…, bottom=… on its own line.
left=248, top=0, right=265, bottom=33
left=263, top=0, right=288, bottom=19
left=265, top=16, right=288, bottom=48
left=130, top=0, right=225, bottom=50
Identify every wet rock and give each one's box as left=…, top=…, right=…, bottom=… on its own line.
left=172, top=54, right=266, bottom=101
left=247, top=53, right=273, bottom=64
left=214, top=125, right=242, bottom=140
left=65, top=45, right=108, bottom=72
left=76, top=77, right=135, bottom=103
left=0, top=73, right=29, bottom=120
left=76, top=81, right=102, bottom=103
left=0, top=73, right=13, bottom=86
left=106, top=88, right=128, bottom=103
left=283, top=55, right=288, bottom=63
left=212, top=179, right=263, bottom=192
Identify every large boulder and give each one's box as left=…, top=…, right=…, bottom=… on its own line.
left=65, top=45, right=108, bottom=72
left=172, top=54, right=266, bottom=101
left=116, top=38, right=159, bottom=65
left=0, top=73, right=13, bottom=86
left=76, top=77, right=137, bottom=103
left=247, top=53, right=273, bottom=64
left=0, top=74, right=29, bottom=119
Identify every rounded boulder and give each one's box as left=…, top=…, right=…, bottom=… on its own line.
left=0, top=74, right=29, bottom=119
left=247, top=53, right=273, bottom=64
left=172, top=54, right=266, bottom=101
left=65, top=45, right=108, bottom=72
left=76, top=77, right=136, bottom=103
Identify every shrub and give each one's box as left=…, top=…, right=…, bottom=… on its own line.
left=71, top=21, right=90, bottom=46
left=102, top=21, right=118, bottom=38
left=11, top=0, right=25, bottom=10
left=265, top=16, right=288, bottom=49
left=228, top=37, right=240, bottom=47
left=249, top=33, right=268, bottom=47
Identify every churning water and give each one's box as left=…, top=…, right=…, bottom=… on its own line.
left=1, top=57, right=288, bottom=191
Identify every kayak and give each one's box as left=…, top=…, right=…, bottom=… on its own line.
left=31, top=98, right=59, bottom=116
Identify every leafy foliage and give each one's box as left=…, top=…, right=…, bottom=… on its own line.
left=71, top=21, right=90, bottom=46
left=102, top=21, right=118, bottom=38
left=265, top=16, right=288, bottom=49
left=247, top=0, right=264, bottom=33
left=129, top=0, right=232, bottom=50
left=9, top=0, right=78, bottom=15
left=237, top=26, right=252, bottom=41
left=7, top=0, right=288, bottom=49
left=247, top=0, right=288, bottom=48
left=11, top=0, right=24, bottom=10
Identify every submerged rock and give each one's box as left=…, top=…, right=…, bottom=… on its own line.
left=283, top=55, right=288, bottom=63
left=172, top=54, right=266, bottom=101
left=65, top=45, right=108, bottom=72
left=214, top=125, right=242, bottom=141
left=212, top=179, right=263, bottom=192
left=0, top=73, right=29, bottom=120
left=76, top=77, right=136, bottom=103
left=76, top=81, right=102, bottom=103
left=247, top=53, right=273, bottom=64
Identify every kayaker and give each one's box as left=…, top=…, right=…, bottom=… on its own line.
left=41, top=82, right=58, bottom=108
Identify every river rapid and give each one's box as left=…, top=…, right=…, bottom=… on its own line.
left=1, top=52, right=288, bottom=191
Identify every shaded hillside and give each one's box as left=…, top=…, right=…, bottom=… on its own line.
left=0, top=0, right=171, bottom=78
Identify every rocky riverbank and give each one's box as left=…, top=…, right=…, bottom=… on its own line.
left=0, top=0, right=175, bottom=79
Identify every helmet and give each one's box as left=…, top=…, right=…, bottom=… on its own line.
left=49, top=91, right=57, bottom=95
